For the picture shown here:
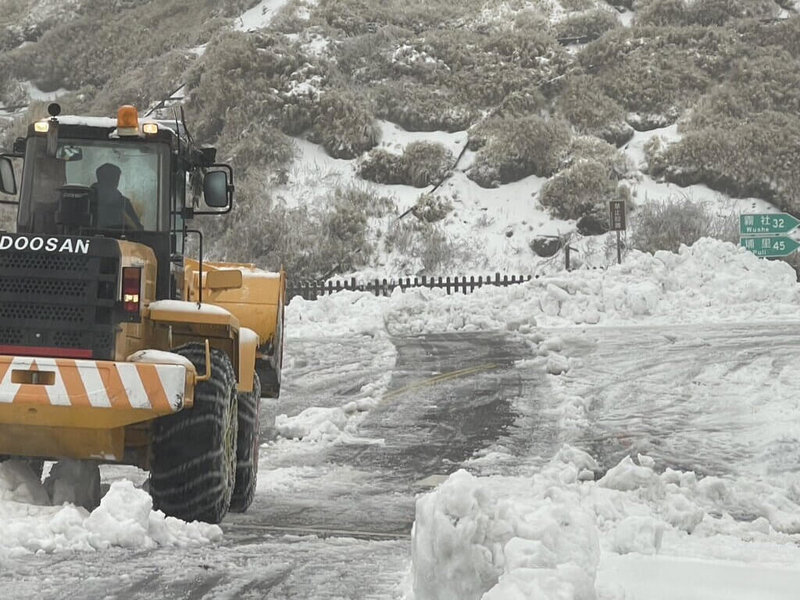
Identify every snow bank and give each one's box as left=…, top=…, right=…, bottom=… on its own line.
left=410, top=448, right=800, bottom=600
left=385, top=239, right=800, bottom=332
left=288, top=240, right=800, bottom=339
left=0, top=462, right=221, bottom=556
left=287, top=290, right=389, bottom=338
left=411, top=447, right=600, bottom=600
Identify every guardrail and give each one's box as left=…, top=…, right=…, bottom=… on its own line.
left=287, top=273, right=535, bottom=301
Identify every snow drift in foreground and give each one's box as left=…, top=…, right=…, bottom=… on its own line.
left=0, top=461, right=221, bottom=556
left=409, top=447, right=800, bottom=600
left=288, top=239, right=800, bottom=337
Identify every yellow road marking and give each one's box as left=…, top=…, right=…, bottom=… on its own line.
left=382, top=363, right=499, bottom=401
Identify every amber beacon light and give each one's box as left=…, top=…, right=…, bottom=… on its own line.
left=117, top=105, right=139, bottom=136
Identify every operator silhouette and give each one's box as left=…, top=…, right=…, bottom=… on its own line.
left=92, top=163, right=143, bottom=230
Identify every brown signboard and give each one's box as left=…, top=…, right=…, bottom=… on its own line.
left=609, top=200, right=626, bottom=231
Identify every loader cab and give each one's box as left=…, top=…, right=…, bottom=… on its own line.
left=0, top=104, right=233, bottom=300
left=16, top=135, right=170, bottom=236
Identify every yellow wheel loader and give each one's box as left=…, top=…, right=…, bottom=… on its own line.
left=0, top=103, right=285, bottom=523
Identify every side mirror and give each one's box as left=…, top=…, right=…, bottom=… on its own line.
left=203, top=170, right=230, bottom=209
left=0, top=157, right=17, bottom=195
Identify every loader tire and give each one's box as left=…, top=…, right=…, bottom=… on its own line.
left=149, top=343, right=238, bottom=524
left=230, top=373, right=261, bottom=513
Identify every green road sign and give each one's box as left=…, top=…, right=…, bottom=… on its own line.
left=740, top=213, right=800, bottom=235
left=740, top=236, right=800, bottom=257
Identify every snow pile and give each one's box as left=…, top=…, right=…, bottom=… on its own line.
left=288, top=289, right=389, bottom=338
left=384, top=239, right=800, bottom=332
left=0, top=462, right=221, bottom=556
left=288, top=239, right=800, bottom=338
left=411, top=447, right=600, bottom=600
left=410, top=448, right=800, bottom=600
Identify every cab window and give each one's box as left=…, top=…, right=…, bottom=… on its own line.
left=18, top=137, right=169, bottom=234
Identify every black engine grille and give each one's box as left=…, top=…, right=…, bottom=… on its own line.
left=0, top=237, right=120, bottom=359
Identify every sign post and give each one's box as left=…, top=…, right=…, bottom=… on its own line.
left=739, top=213, right=800, bottom=259
left=609, top=200, right=626, bottom=264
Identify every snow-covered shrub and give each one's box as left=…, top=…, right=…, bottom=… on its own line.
left=220, top=0, right=259, bottom=17
left=0, top=101, right=47, bottom=148
left=605, top=58, right=708, bottom=129
left=334, top=27, right=402, bottom=84
left=634, top=0, right=689, bottom=26
left=310, top=88, right=380, bottom=159
left=564, top=136, right=633, bottom=179
left=492, top=87, right=548, bottom=119
left=555, top=75, right=633, bottom=146
left=358, top=141, right=453, bottom=188
left=373, top=81, right=476, bottom=132
left=186, top=30, right=323, bottom=141
left=661, top=112, right=800, bottom=210
left=578, top=26, right=718, bottom=128
left=0, top=75, right=28, bottom=112
left=421, top=26, right=567, bottom=110
left=467, top=115, right=571, bottom=187
left=6, top=0, right=218, bottom=96
left=89, top=51, right=191, bottom=116
left=216, top=118, right=296, bottom=172
left=411, top=193, right=453, bottom=223
left=686, top=52, right=800, bottom=130
left=738, top=15, right=800, bottom=57
left=630, top=196, right=738, bottom=254
left=538, top=159, right=620, bottom=222
left=402, top=141, right=454, bottom=188
left=636, top=0, right=777, bottom=27
left=560, top=0, right=595, bottom=9
left=688, top=0, right=778, bottom=26
left=553, top=8, right=620, bottom=41
left=357, top=149, right=406, bottom=185
left=642, top=135, right=668, bottom=177
left=315, top=0, right=486, bottom=35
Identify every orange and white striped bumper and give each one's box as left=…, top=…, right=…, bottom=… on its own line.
left=0, top=356, right=195, bottom=429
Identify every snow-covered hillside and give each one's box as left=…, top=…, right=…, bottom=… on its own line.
left=2, top=0, right=798, bottom=278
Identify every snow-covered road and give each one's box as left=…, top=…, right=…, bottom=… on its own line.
left=7, top=319, right=800, bottom=598
left=560, top=323, right=800, bottom=482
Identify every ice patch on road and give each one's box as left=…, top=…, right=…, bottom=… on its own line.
left=0, top=462, right=221, bottom=556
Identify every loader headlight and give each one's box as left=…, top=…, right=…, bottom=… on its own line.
left=34, top=121, right=49, bottom=133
